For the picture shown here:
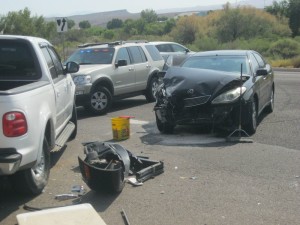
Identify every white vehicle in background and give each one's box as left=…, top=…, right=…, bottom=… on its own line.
left=0, top=35, right=79, bottom=195
left=150, top=41, right=195, bottom=61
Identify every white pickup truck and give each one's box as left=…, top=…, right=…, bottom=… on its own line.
left=0, top=35, right=79, bottom=195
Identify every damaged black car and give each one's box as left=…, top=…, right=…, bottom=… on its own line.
left=154, top=50, right=274, bottom=134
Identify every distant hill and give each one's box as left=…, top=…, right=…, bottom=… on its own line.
left=47, top=0, right=273, bottom=28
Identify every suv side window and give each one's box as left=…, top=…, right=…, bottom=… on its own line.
left=41, top=46, right=64, bottom=79
left=145, top=45, right=163, bottom=61
left=156, top=44, right=172, bottom=52
left=128, top=46, right=147, bottom=64
left=115, top=47, right=131, bottom=65
left=171, top=44, right=186, bottom=52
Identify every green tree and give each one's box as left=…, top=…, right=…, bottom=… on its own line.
left=171, top=15, right=199, bottom=44
left=0, top=8, right=55, bottom=39
left=140, top=9, right=158, bottom=23
left=102, top=30, right=115, bottom=39
left=79, top=20, right=91, bottom=29
left=265, top=0, right=289, bottom=18
left=288, top=0, right=300, bottom=37
left=107, top=18, right=123, bottom=29
left=67, top=19, right=75, bottom=29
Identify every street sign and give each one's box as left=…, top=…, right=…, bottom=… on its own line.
left=56, top=17, right=68, bottom=33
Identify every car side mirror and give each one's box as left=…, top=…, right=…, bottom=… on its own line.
left=256, top=68, right=268, bottom=76
left=115, top=59, right=127, bottom=68
left=65, top=61, right=79, bottom=74
left=185, top=48, right=190, bottom=53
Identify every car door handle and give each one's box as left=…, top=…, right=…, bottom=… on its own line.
left=146, top=65, right=151, bottom=68
left=129, top=67, right=134, bottom=71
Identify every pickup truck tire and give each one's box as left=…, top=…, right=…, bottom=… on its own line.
left=87, top=86, right=112, bottom=115
left=11, top=136, right=50, bottom=195
left=145, top=76, right=159, bottom=102
left=69, top=103, right=77, bottom=140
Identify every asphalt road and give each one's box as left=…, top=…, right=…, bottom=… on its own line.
left=1, top=71, right=300, bottom=225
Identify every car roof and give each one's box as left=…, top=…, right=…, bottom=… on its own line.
left=193, top=50, right=251, bottom=57
left=150, top=41, right=181, bottom=45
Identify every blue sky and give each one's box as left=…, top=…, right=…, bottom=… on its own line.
left=1, top=0, right=249, bottom=17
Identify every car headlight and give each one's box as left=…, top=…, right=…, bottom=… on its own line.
left=73, top=75, right=91, bottom=85
left=212, top=87, right=246, bottom=104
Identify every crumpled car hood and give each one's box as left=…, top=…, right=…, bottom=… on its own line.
left=163, top=67, right=243, bottom=99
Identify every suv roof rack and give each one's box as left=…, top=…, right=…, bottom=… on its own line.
left=78, top=40, right=149, bottom=48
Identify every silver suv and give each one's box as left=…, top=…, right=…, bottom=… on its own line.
left=66, top=41, right=165, bottom=115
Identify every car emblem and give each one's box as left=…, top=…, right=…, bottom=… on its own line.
left=187, top=89, right=194, bottom=95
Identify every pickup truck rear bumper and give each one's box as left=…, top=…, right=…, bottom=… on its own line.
left=0, top=148, right=22, bottom=175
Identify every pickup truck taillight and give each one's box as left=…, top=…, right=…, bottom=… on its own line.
left=3, top=112, right=28, bottom=137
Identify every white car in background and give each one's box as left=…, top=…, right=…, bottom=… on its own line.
left=151, top=41, right=195, bottom=61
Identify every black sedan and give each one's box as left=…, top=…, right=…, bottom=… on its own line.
left=154, top=50, right=274, bottom=134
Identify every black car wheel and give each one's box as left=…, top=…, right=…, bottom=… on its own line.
left=145, top=76, right=159, bottom=102
left=266, top=87, right=274, bottom=113
left=11, top=136, right=50, bottom=195
left=87, top=86, right=112, bottom=115
left=245, top=98, right=257, bottom=134
left=155, top=113, right=175, bottom=134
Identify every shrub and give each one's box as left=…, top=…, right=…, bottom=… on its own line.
left=268, top=38, right=300, bottom=59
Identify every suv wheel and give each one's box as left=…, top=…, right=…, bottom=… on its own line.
left=87, top=86, right=112, bottom=115
left=145, top=76, right=159, bottom=102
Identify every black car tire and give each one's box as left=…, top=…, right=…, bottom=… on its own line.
left=265, top=87, right=274, bottom=113
left=145, top=76, right=159, bottom=102
left=11, top=136, right=50, bottom=195
left=155, top=113, right=175, bottom=134
left=244, top=98, right=258, bottom=135
left=69, top=103, right=77, bottom=140
left=87, top=86, right=112, bottom=115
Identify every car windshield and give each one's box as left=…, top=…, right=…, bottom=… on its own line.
left=66, top=47, right=115, bottom=65
left=181, top=55, right=250, bottom=74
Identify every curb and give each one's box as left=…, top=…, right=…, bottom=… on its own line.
left=273, top=67, right=300, bottom=72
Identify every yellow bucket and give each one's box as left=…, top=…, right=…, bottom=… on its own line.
left=111, top=117, right=130, bottom=141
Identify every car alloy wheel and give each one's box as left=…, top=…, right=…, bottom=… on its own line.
left=89, top=86, right=112, bottom=115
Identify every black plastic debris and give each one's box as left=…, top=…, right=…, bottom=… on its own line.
left=78, top=141, right=164, bottom=193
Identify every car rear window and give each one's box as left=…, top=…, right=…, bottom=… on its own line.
left=0, top=39, right=40, bottom=80
left=67, top=48, right=115, bottom=65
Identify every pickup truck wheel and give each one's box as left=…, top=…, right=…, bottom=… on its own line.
left=88, top=86, right=112, bottom=115
left=69, top=103, right=77, bottom=140
left=145, top=76, right=159, bottom=102
left=11, top=137, right=50, bottom=195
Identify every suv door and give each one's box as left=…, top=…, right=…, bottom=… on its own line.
left=113, top=47, right=136, bottom=95
left=128, top=46, right=150, bottom=91
left=41, top=45, right=70, bottom=134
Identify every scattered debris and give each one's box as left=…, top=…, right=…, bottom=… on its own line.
left=55, top=194, right=78, bottom=201
left=78, top=141, right=164, bottom=193
left=127, top=177, right=143, bottom=186
left=190, top=176, right=197, bottom=180
left=121, top=208, right=131, bottom=225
